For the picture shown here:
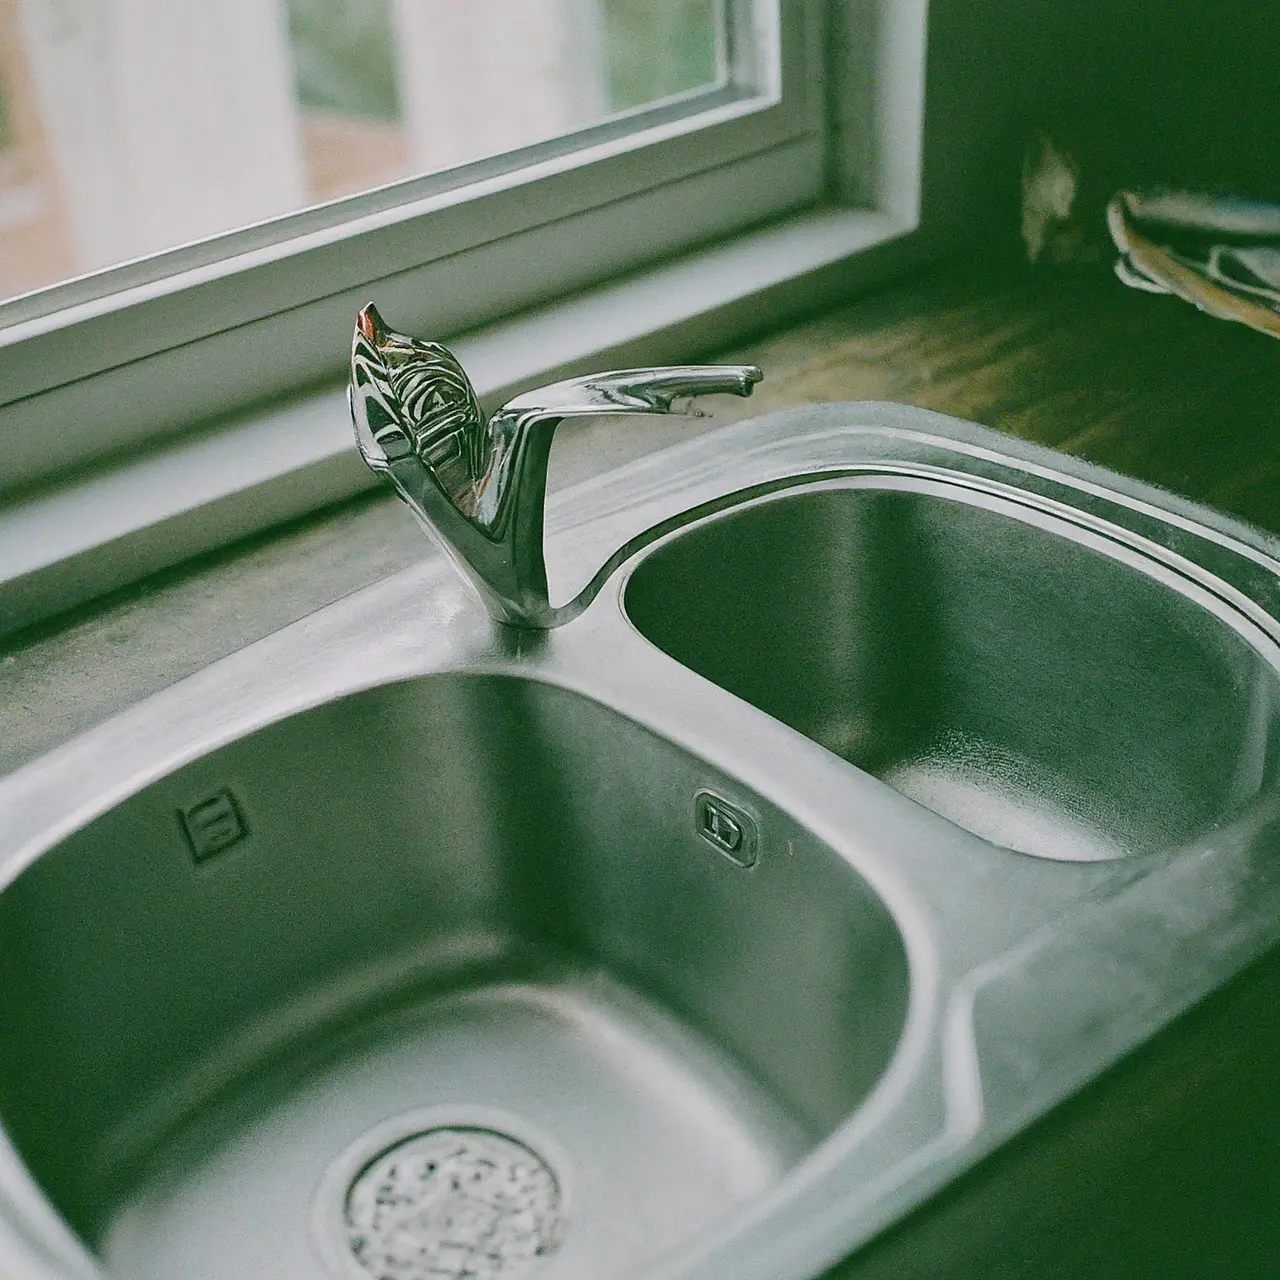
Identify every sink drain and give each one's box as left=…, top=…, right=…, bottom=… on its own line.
left=315, top=1112, right=565, bottom=1280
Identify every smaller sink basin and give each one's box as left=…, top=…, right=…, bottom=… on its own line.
left=0, top=674, right=908, bottom=1280
left=625, top=480, right=1280, bottom=862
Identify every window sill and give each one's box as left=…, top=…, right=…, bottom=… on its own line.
left=0, top=204, right=923, bottom=640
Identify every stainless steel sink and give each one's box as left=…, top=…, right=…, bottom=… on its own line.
left=3, top=402, right=1280, bottom=1280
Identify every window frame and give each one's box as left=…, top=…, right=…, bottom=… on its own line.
left=0, top=0, right=826, bottom=491
left=0, top=0, right=937, bottom=639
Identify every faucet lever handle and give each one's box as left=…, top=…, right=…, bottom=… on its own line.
left=495, top=365, right=763, bottom=424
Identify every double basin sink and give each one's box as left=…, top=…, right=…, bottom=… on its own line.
left=2, top=402, right=1279, bottom=1279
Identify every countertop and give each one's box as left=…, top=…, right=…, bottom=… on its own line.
left=5, top=251, right=1279, bottom=776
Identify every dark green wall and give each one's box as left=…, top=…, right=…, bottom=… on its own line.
left=918, top=0, right=1280, bottom=243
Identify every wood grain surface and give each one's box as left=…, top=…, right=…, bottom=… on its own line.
left=717, top=252, right=1280, bottom=538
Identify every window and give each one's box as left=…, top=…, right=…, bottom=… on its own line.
left=0, top=0, right=929, bottom=636
left=0, top=0, right=737, bottom=301
left=0, top=0, right=818, bottom=484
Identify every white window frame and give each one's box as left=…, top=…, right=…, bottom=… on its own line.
left=0, top=0, right=932, bottom=637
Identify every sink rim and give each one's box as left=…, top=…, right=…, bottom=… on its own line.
left=619, top=461, right=1280, bottom=670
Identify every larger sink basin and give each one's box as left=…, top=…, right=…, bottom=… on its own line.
left=0, top=675, right=906, bottom=1280
left=3, top=402, right=1280, bottom=1280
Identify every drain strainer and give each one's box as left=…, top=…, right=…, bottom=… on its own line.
left=317, top=1117, right=565, bottom=1280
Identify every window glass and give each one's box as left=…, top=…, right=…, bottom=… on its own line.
left=0, top=0, right=725, bottom=304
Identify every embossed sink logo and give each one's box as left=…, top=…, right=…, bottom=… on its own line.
left=179, top=788, right=248, bottom=862
left=694, top=791, right=758, bottom=867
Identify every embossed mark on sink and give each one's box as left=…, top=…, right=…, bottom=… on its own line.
left=695, top=791, right=757, bottom=867
left=179, top=788, right=248, bottom=862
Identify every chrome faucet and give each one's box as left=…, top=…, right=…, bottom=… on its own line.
left=349, top=303, right=762, bottom=627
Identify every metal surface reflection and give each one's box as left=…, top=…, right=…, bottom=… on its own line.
left=349, top=301, right=761, bottom=626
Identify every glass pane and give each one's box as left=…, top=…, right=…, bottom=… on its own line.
left=0, top=0, right=725, bottom=305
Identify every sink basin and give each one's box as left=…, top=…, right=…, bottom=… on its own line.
left=0, top=675, right=906, bottom=1280
left=3, top=402, right=1280, bottom=1280
left=625, top=479, right=1280, bottom=863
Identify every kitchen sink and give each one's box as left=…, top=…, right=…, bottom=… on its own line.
left=3, top=401, right=1280, bottom=1280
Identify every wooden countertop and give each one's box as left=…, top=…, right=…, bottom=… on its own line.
left=5, top=250, right=1279, bottom=769
left=718, top=251, right=1280, bottom=537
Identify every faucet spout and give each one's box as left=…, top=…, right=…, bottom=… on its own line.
left=349, top=303, right=762, bottom=628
